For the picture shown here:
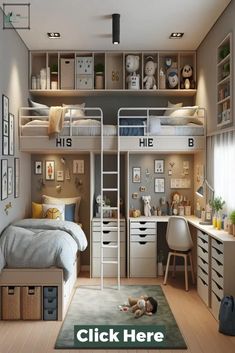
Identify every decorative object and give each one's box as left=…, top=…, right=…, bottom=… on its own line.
left=96, top=194, right=104, bottom=217
left=132, top=209, right=141, bottom=218
left=2, top=94, right=9, bottom=121
left=132, top=192, right=138, bottom=199
left=229, top=211, right=235, bottom=236
left=180, top=64, right=195, bottom=89
left=155, top=178, right=165, bottom=193
left=132, top=167, right=141, bottom=183
left=170, top=178, right=191, bottom=189
left=3, top=136, right=8, bottom=156
left=1, top=159, right=8, bottom=200
left=159, top=67, right=166, bottom=89
left=143, top=56, right=157, bottom=89
left=8, top=167, right=13, bottom=195
left=139, top=186, right=146, bottom=192
left=73, top=160, right=84, bottom=174
left=166, top=61, right=178, bottom=88
left=154, top=159, right=164, bottom=173
left=210, top=196, right=225, bottom=229
left=4, top=202, right=12, bottom=215
left=8, top=113, right=14, bottom=156
left=112, top=13, right=120, bottom=44
left=126, top=55, right=140, bottom=90
left=56, top=170, right=64, bottom=182
left=3, top=3, right=30, bottom=29
left=2, top=94, right=9, bottom=156
left=34, top=161, right=42, bottom=175
left=14, top=158, right=20, bottom=198
left=142, top=195, right=152, bottom=217
left=45, top=160, right=55, bottom=180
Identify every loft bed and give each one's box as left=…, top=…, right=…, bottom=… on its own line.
left=19, top=106, right=206, bottom=152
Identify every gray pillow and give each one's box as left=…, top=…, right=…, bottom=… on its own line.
left=160, top=116, right=203, bottom=126
left=28, top=98, right=49, bottom=117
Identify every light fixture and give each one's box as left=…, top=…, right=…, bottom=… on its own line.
left=170, top=32, right=184, bottom=39
left=47, top=32, right=61, bottom=39
left=196, top=179, right=214, bottom=225
left=112, top=14, right=120, bottom=44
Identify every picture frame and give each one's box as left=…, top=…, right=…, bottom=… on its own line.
left=45, top=160, right=55, bottom=180
left=56, top=170, right=64, bottom=182
left=14, top=158, right=20, bottom=198
left=155, top=177, right=165, bottom=193
left=9, top=113, right=14, bottom=156
left=3, top=121, right=8, bottom=136
left=34, top=161, right=42, bottom=175
left=3, top=3, right=30, bottom=29
left=73, top=160, right=84, bottom=174
left=2, top=95, right=9, bottom=121
left=8, top=167, right=13, bottom=195
left=154, top=159, right=164, bottom=173
left=3, top=136, right=9, bottom=156
left=132, top=167, right=141, bottom=183
left=1, top=159, right=8, bottom=200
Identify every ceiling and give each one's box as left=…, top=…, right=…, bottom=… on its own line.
left=1, top=0, right=231, bottom=51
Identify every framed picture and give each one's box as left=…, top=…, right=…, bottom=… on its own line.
left=2, top=95, right=9, bottom=121
left=56, top=170, right=64, bottom=181
left=73, top=160, right=84, bottom=174
left=8, top=167, right=13, bottom=195
left=9, top=113, right=14, bottom=156
left=3, top=3, right=30, bottom=29
left=34, top=161, right=42, bottom=175
left=45, top=160, right=55, bottom=180
left=14, top=158, right=20, bottom=198
left=1, top=159, right=8, bottom=200
left=154, top=159, right=164, bottom=173
left=3, top=121, right=8, bottom=136
left=132, top=167, right=141, bottom=183
left=155, top=177, right=165, bottom=193
left=3, top=136, right=9, bottom=156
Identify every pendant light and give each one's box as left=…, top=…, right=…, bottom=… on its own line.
left=112, top=13, right=120, bottom=45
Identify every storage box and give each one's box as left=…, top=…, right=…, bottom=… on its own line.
left=21, top=286, right=42, bottom=320
left=60, top=58, right=75, bottom=89
left=76, top=57, right=93, bottom=75
left=44, top=308, right=57, bottom=321
left=2, top=286, right=21, bottom=320
left=43, top=286, right=57, bottom=298
left=76, top=75, right=93, bottom=89
left=44, top=297, right=57, bottom=309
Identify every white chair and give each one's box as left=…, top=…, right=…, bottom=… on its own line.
left=163, top=216, right=195, bottom=291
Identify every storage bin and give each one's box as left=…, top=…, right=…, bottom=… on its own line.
left=44, top=308, right=57, bottom=321
left=21, top=286, right=42, bottom=320
left=43, top=286, right=57, bottom=298
left=76, top=75, right=93, bottom=89
left=60, top=58, right=75, bottom=89
left=44, top=297, right=57, bottom=309
left=2, top=286, right=21, bottom=320
left=76, top=56, right=93, bottom=74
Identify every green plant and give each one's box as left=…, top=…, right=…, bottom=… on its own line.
left=94, top=63, right=104, bottom=73
left=210, top=196, right=225, bottom=213
left=229, top=211, right=235, bottom=225
left=50, top=63, right=58, bottom=73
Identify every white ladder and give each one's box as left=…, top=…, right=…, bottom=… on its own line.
left=100, top=113, right=120, bottom=290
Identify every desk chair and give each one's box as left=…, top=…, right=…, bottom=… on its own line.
left=163, top=216, right=195, bottom=291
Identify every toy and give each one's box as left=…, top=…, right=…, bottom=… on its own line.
left=143, top=56, right=157, bottom=89
left=126, top=55, right=140, bottom=90
left=180, top=64, right=195, bottom=89
left=96, top=194, right=105, bottom=217
left=166, top=61, right=178, bottom=88
left=128, top=295, right=158, bottom=318
left=142, top=195, right=151, bottom=217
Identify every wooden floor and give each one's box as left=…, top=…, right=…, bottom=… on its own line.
left=0, top=273, right=235, bottom=353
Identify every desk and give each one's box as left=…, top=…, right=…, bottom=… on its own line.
left=129, top=215, right=235, bottom=319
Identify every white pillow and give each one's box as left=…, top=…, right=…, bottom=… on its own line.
left=164, top=101, right=183, bottom=116
left=72, top=119, right=100, bottom=126
left=63, top=103, right=85, bottom=119
left=164, top=101, right=199, bottom=117
left=42, top=195, right=81, bottom=222
left=42, top=203, right=65, bottom=220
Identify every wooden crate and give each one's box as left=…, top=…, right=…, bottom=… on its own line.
left=2, top=286, right=21, bottom=320
left=21, top=286, right=42, bottom=320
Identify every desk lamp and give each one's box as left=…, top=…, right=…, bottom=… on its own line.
left=196, top=179, right=214, bottom=225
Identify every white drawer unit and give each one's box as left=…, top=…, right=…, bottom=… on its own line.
left=197, top=230, right=209, bottom=305
left=211, top=291, right=222, bottom=320
left=197, top=276, right=209, bottom=306
left=129, top=220, right=156, bottom=277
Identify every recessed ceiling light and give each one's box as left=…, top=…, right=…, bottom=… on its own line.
left=47, top=32, right=61, bottom=39
left=170, top=32, right=184, bottom=39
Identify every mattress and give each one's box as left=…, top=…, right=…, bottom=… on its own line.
left=152, top=125, right=204, bottom=136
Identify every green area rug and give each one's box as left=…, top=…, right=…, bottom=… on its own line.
left=55, top=285, right=187, bottom=349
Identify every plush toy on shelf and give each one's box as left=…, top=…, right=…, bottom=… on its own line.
left=143, top=56, right=157, bottom=89
left=180, top=64, right=195, bottom=89
left=166, top=61, right=178, bottom=89
left=126, top=55, right=140, bottom=90
left=142, top=195, right=152, bottom=217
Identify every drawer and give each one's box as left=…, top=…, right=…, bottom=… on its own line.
left=21, top=286, right=42, bottom=320
left=197, top=245, right=209, bottom=263
left=197, top=266, right=209, bottom=285
left=43, top=287, right=57, bottom=299
left=212, top=257, right=223, bottom=277
left=131, top=235, right=156, bottom=242
left=130, top=221, right=156, bottom=229
left=211, top=247, right=223, bottom=265
left=44, top=308, right=57, bottom=321
left=44, top=297, right=57, bottom=309
left=92, top=258, right=126, bottom=277
left=212, top=238, right=223, bottom=253
left=212, top=279, right=223, bottom=300
left=197, top=230, right=208, bottom=243
left=130, top=258, right=156, bottom=277
left=93, top=224, right=125, bottom=232
left=130, top=228, right=156, bottom=235
left=130, top=241, right=156, bottom=258
left=93, top=220, right=125, bottom=227
left=197, top=256, right=209, bottom=273
left=212, top=268, right=224, bottom=289
left=197, top=236, right=208, bottom=252
left=93, top=230, right=125, bottom=242
left=211, top=291, right=222, bottom=321
left=92, top=242, right=125, bottom=258
left=197, top=276, right=209, bottom=306
left=1, top=286, right=21, bottom=320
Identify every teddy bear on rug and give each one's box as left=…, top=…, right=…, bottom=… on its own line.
left=128, top=295, right=158, bottom=318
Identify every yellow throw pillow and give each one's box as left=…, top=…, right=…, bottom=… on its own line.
left=32, top=202, right=43, bottom=219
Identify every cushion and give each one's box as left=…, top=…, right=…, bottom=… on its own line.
left=28, top=98, right=49, bottom=117
left=65, top=203, right=76, bottom=222
left=160, top=116, right=203, bottom=126
left=164, top=101, right=183, bottom=116
left=42, top=203, right=65, bottom=220
left=42, top=195, right=81, bottom=222
left=32, top=202, right=43, bottom=219
left=164, top=101, right=199, bottom=117
left=63, top=103, right=85, bottom=119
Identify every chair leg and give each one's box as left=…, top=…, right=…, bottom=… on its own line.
left=163, top=252, right=172, bottom=285
left=172, top=254, right=176, bottom=278
left=184, top=254, right=188, bottom=291
left=189, top=252, right=195, bottom=284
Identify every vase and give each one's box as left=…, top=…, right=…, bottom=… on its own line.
left=217, top=213, right=222, bottom=230
left=228, top=223, right=233, bottom=235
left=95, top=73, right=104, bottom=89
left=212, top=214, right=217, bottom=228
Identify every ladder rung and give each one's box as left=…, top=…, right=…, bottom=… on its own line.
left=102, top=171, right=118, bottom=175
left=102, top=207, right=118, bottom=210
left=102, top=260, right=118, bottom=264
left=102, top=227, right=118, bottom=231
left=102, top=188, right=118, bottom=191
left=102, top=244, right=118, bottom=248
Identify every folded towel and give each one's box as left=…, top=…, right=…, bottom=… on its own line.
left=48, top=106, right=67, bottom=137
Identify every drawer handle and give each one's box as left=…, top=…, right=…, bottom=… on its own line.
left=213, top=280, right=222, bottom=290
left=199, top=256, right=206, bottom=264
left=213, top=239, right=222, bottom=246
left=213, top=257, right=222, bottom=266
left=139, top=234, right=147, bottom=238
left=213, top=247, right=222, bottom=255
left=199, top=238, right=207, bottom=244
left=103, top=221, right=109, bottom=225
left=103, top=230, right=110, bottom=234
left=139, top=228, right=147, bottom=231
left=199, top=266, right=207, bottom=275
left=8, top=286, right=15, bottom=295
left=103, top=241, right=111, bottom=245
left=139, top=221, right=146, bottom=225
left=139, top=241, right=147, bottom=245
left=212, top=291, right=221, bottom=302
left=199, top=277, right=206, bottom=285
left=212, top=268, right=223, bottom=278
left=199, top=245, right=207, bottom=253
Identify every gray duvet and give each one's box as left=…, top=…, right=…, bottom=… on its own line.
left=0, top=219, right=88, bottom=281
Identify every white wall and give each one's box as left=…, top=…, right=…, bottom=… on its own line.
left=0, top=8, right=31, bottom=231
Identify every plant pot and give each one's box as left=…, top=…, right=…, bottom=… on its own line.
left=95, top=72, right=104, bottom=89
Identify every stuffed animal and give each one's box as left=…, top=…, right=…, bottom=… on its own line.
left=126, top=55, right=140, bottom=90
left=143, top=57, right=157, bottom=89
left=128, top=295, right=158, bottom=318
left=142, top=195, right=151, bottom=217
left=166, top=61, right=178, bottom=88
left=180, top=64, right=195, bottom=89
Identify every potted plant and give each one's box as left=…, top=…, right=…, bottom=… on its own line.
left=229, top=210, right=235, bottom=236
left=94, top=63, right=104, bottom=89
left=210, top=196, right=225, bottom=229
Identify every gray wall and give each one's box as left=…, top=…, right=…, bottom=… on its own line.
left=196, top=0, right=235, bottom=133
left=0, top=8, right=31, bottom=232
left=31, top=154, right=90, bottom=265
